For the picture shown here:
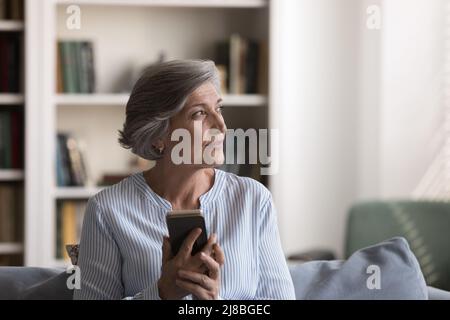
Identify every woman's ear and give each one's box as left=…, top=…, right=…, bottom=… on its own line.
left=153, top=140, right=165, bottom=154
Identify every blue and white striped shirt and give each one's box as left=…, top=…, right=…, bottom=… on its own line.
left=73, top=168, right=295, bottom=300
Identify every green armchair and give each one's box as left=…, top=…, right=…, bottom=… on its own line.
left=345, top=200, right=450, bottom=291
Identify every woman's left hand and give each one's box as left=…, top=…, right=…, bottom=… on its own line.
left=175, top=243, right=225, bottom=300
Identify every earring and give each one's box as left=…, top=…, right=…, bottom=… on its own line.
left=158, top=147, right=164, bottom=155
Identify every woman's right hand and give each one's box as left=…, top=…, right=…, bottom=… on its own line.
left=157, top=228, right=217, bottom=300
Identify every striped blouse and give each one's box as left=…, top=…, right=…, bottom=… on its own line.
left=73, top=168, right=295, bottom=300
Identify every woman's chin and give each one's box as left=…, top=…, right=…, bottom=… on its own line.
left=191, top=153, right=225, bottom=168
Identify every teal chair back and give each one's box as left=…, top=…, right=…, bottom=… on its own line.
left=345, top=201, right=450, bottom=291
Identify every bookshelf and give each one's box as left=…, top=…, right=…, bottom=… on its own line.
left=25, top=0, right=270, bottom=267
left=0, top=0, right=25, bottom=266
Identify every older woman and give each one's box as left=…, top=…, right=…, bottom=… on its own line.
left=73, top=60, right=295, bottom=300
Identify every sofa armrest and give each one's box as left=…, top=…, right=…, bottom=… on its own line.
left=288, top=249, right=336, bottom=262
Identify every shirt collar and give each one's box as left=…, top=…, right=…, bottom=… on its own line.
left=133, top=168, right=225, bottom=211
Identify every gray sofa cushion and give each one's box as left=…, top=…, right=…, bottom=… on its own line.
left=19, top=270, right=73, bottom=300
left=427, top=286, right=450, bottom=300
left=0, top=267, right=63, bottom=300
left=289, top=237, right=428, bottom=299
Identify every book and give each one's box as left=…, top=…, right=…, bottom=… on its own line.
left=66, top=137, right=87, bottom=186
left=0, top=0, right=4, bottom=19
left=57, top=40, right=95, bottom=93
left=215, top=34, right=263, bottom=95
left=0, top=33, right=21, bottom=93
left=56, top=200, right=86, bottom=260
left=56, top=133, right=88, bottom=186
left=8, top=0, right=22, bottom=20
left=0, top=110, right=23, bottom=169
left=0, top=184, right=23, bottom=242
left=61, top=201, right=77, bottom=260
left=0, top=0, right=23, bottom=20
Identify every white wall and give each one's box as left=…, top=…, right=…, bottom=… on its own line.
left=272, top=0, right=446, bottom=257
left=270, top=0, right=360, bottom=257
left=379, top=0, right=445, bottom=197
left=356, top=0, right=382, bottom=199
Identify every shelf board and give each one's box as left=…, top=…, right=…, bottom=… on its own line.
left=55, top=93, right=267, bottom=107
left=54, top=186, right=103, bottom=199
left=0, top=243, right=23, bottom=255
left=55, top=93, right=129, bottom=107
left=0, top=21, right=24, bottom=31
left=0, top=170, right=24, bottom=181
left=55, top=0, right=267, bottom=8
left=0, top=94, right=24, bottom=105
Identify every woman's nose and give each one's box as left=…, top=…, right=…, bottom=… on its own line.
left=211, top=112, right=227, bottom=133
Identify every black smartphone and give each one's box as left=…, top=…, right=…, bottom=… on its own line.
left=166, top=209, right=208, bottom=256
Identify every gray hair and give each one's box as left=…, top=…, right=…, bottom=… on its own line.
left=118, top=59, right=221, bottom=160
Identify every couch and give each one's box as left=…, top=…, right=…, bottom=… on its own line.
left=289, top=200, right=450, bottom=292
left=1, top=266, right=449, bottom=300
left=2, top=239, right=450, bottom=300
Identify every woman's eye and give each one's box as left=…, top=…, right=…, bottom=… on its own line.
left=192, top=110, right=207, bottom=118
left=217, top=106, right=224, bottom=113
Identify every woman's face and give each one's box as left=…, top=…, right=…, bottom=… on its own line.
left=165, top=81, right=227, bottom=167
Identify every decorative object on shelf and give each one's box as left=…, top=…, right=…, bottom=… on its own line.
left=65, top=244, right=79, bottom=265
left=98, top=156, right=152, bottom=186
left=56, top=133, right=89, bottom=187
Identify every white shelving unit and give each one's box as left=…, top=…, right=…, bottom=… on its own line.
left=54, top=186, right=104, bottom=199
left=55, top=0, right=267, bottom=8
left=0, top=20, right=24, bottom=31
left=56, top=93, right=267, bottom=107
left=25, top=0, right=270, bottom=267
left=0, top=170, right=24, bottom=181
left=0, top=243, right=24, bottom=255
left=55, top=93, right=130, bottom=107
left=0, top=94, right=24, bottom=105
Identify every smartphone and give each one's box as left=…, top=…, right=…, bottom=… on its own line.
left=166, top=209, right=208, bottom=256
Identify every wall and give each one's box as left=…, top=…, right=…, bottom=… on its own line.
left=272, top=0, right=445, bottom=258
left=270, top=0, right=360, bottom=257
left=379, top=0, right=445, bottom=198
left=356, top=0, right=381, bottom=200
